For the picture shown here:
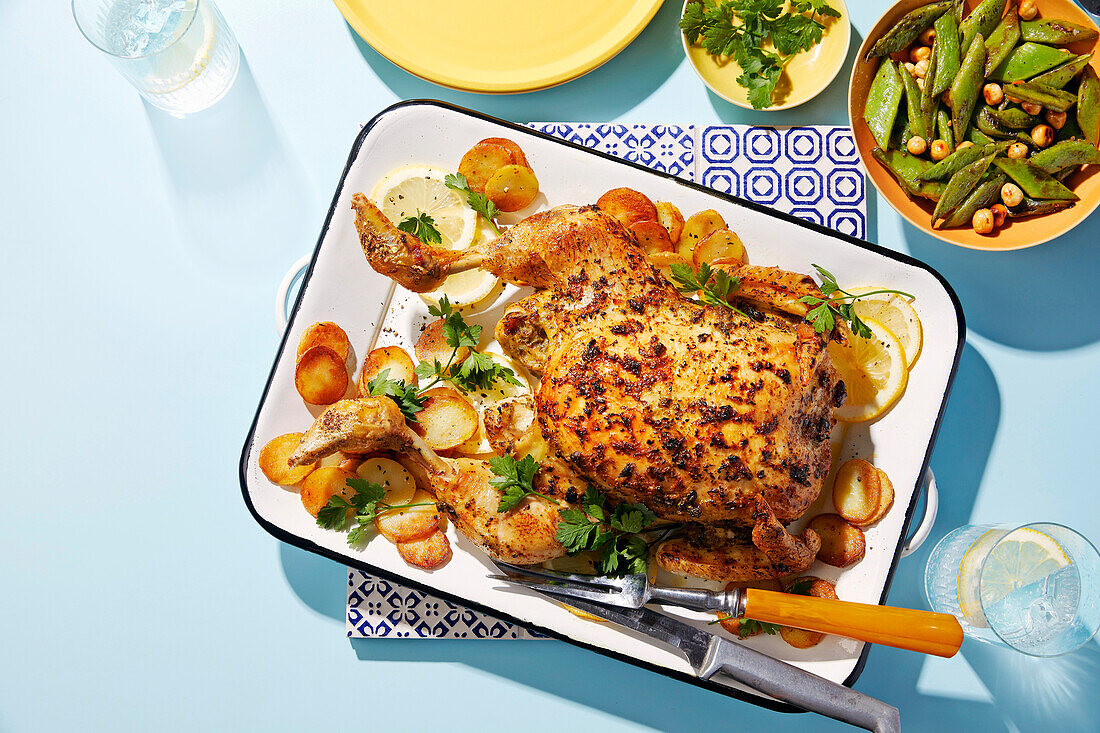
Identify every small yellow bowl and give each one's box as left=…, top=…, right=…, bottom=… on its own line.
left=681, top=0, right=852, bottom=111
left=849, top=0, right=1100, bottom=251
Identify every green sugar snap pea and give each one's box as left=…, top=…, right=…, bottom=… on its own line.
left=950, top=34, right=986, bottom=143
left=993, top=158, right=1079, bottom=200
left=873, top=147, right=946, bottom=201
left=988, top=106, right=1037, bottom=129
left=1029, top=140, right=1100, bottom=174
left=864, top=58, right=905, bottom=150
left=944, top=175, right=1007, bottom=228
left=984, top=6, right=1021, bottom=77
left=1029, top=54, right=1093, bottom=90
left=921, top=41, right=940, bottom=141
left=936, top=107, right=955, bottom=148
left=866, top=1, right=953, bottom=62
left=1019, top=20, right=1099, bottom=46
left=1009, top=197, right=1076, bottom=218
left=933, top=153, right=997, bottom=225
left=919, top=142, right=1005, bottom=180
left=960, top=0, right=1006, bottom=57
left=902, top=67, right=928, bottom=141
left=991, top=43, right=1075, bottom=83
left=1005, top=81, right=1078, bottom=113
left=1078, top=66, right=1100, bottom=147
left=932, top=10, right=961, bottom=96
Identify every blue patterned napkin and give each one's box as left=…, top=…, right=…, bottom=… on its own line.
left=346, top=122, right=867, bottom=639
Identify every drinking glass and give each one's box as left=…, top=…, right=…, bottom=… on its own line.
left=925, top=523, right=1100, bottom=656
left=73, top=0, right=240, bottom=116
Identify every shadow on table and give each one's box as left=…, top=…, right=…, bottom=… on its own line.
left=144, top=55, right=313, bottom=286
left=344, top=0, right=683, bottom=122
left=280, top=543, right=350, bottom=622
left=903, top=221, right=1100, bottom=351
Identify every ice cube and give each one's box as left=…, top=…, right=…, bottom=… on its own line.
left=121, top=27, right=149, bottom=55
left=134, top=0, right=183, bottom=34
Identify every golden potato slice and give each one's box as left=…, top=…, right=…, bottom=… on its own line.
left=717, top=579, right=782, bottom=638
left=411, top=390, right=479, bottom=451
left=646, top=251, right=693, bottom=284
left=415, top=319, right=470, bottom=368
left=396, top=529, right=452, bottom=570
left=294, top=345, right=349, bottom=405
left=296, top=321, right=350, bottom=363
left=630, top=220, right=674, bottom=254
left=833, top=459, right=882, bottom=526
left=358, top=345, right=418, bottom=396
left=655, top=201, right=685, bottom=244
left=376, top=489, right=440, bottom=544
left=478, top=137, right=529, bottom=167
left=779, top=577, right=839, bottom=649
left=458, top=141, right=515, bottom=193
left=485, top=164, right=539, bottom=212
left=597, top=187, right=658, bottom=229
left=258, top=432, right=316, bottom=485
left=356, top=457, right=417, bottom=506
left=678, top=209, right=727, bottom=259
left=299, top=466, right=356, bottom=518
left=862, top=468, right=895, bottom=526
left=808, top=514, right=866, bottom=568
left=692, top=229, right=746, bottom=270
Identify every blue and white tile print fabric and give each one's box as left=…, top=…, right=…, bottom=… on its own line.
left=347, top=122, right=869, bottom=639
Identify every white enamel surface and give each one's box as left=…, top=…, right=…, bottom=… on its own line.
left=242, top=103, right=962, bottom=696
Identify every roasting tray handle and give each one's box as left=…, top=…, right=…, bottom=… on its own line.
left=274, top=256, right=940, bottom=558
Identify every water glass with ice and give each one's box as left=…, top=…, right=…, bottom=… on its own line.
left=73, top=0, right=240, bottom=116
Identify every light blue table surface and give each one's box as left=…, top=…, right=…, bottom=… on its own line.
left=3, top=1, right=1099, bottom=730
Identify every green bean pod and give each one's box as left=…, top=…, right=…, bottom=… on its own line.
left=921, top=40, right=940, bottom=141
left=1019, top=19, right=1099, bottom=45
left=866, top=1, right=953, bottom=62
left=873, top=147, right=946, bottom=201
left=1005, top=81, right=1078, bottom=113
left=991, top=43, right=1075, bottom=82
left=932, top=10, right=961, bottom=96
left=1078, top=65, right=1099, bottom=147
left=1029, top=139, right=1100, bottom=173
left=950, top=34, right=986, bottom=143
left=864, top=58, right=906, bottom=150
left=902, top=66, right=928, bottom=141
left=919, top=141, right=1004, bottom=180
left=1009, top=197, right=1076, bottom=218
left=959, top=0, right=1006, bottom=57
left=969, top=127, right=996, bottom=145
left=984, top=6, right=1020, bottom=77
left=1029, top=54, right=1093, bottom=90
left=988, top=106, right=1037, bottom=129
left=936, top=107, right=955, bottom=148
left=932, top=153, right=997, bottom=225
left=992, top=157, right=1079, bottom=200
left=943, top=174, right=1008, bottom=227
left=976, top=106, right=1019, bottom=138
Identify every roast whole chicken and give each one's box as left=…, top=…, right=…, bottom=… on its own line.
left=288, top=195, right=847, bottom=581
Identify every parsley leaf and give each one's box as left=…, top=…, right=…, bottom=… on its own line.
left=553, top=486, right=675, bottom=576
left=670, top=261, right=749, bottom=317
left=396, top=211, right=442, bottom=245
left=788, top=577, right=814, bottom=596
left=445, top=172, right=501, bottom=235
left=366, top=368, right=426, bottom=422
left=800, top=264, right=914, bottom=339
left=416, top=296, right=523, bottom=393
left=489, top=454, right=552, bottom=512
left=316, top=478, right=436, bottom=548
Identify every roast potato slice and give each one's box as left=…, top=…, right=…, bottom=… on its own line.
left=477, top=137, right=529, bottom=167
left=597, top=187, right=658, bottom=229
left=412, top=390, right=479, bottom=450
left=808, top=514, right=866, bottom=568
left=655, top=201, right=685, bottom=244
left=396, top=529, right=453, bottom=570
left=258, top=432, right=316, bottom=485
left=299, top=466, right=356, bottom=518
left=458, top=141, right=516, bottom=193
left=296, top=321, right=350, bottom=363
left=359, top=346, right=418, bottom=395
left=692, top=229, right=746, bottom=270
left=295, top=345, right=349, bottom=405
left=376, top=489, right=441, bottom=544
left=779, top=577, right=839, bottom=649
left=646, top=251, right=693, bottom=284
left=717, top=578, right=782, bottom=638
left=356, top=457, right=417, bottom=505
left=677, top=209, right=727, bottom=259
left=630, top=220, right=674, bottom=254
left=832, top=459, right=882, bottom=525
left=863, top=468, right=895, bottom=526
left=485, top=164, right=539, bottom=212
left=415, top=319, right=471, bottom=368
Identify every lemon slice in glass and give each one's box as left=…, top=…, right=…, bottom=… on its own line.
left=848, top=287, right=923, bottom=369
left=828, top=318, right=909, bottom=423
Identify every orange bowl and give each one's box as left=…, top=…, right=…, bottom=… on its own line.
left=848, top=0, right=1100, bottom=250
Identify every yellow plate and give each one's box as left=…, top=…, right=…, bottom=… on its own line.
left=334, top=0, right=666, bottom=94
left=681, top=0, right=851, bottom=111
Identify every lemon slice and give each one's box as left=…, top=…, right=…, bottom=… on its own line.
left=419, top=218, right=502, bottom=310
left=372, top=165, right=477, bottom=249
left=848, top=287, right=923, bottom=368
left=958, top=528, right=1070, bottom=627
left=828, top=318, right=909, bottom=423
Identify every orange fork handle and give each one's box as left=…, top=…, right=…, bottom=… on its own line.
left=744, top=588, right=964, bottom=658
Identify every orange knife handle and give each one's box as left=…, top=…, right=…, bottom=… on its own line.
left=744, top=588, right=963, bottom=658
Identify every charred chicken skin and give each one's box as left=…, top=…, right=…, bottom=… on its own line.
left=290, top=195, right=846, bottom=581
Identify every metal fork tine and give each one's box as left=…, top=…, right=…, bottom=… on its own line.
left=492, top=560, right=621, bottom=589
left=486, top=574, right=614, bottom=594
left=491, top=575, right=636, bottom=607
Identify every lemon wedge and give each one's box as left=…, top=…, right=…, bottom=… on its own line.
left=848, top=287, right=923, bottom=368
left=828, top=318, right=909, bottom=423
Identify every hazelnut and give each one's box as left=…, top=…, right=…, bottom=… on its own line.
left=915, top=59, right=930, bottom=78
left=930, top=139, right=951, bottom=160
left=910, top=46, right=932, bottom=64
left=1031, top=124, right=1054, bottom=148
left=1022, top=101, right=1043, bottom=116
left=983, top=83, right=1004, bottom=106
left=956, top=140, right=975, bottom=151
left=907, top=136, right=929, bottom=155
left=972, top=208, right=995, bottom=235
left=1007, top=142, right=1029, bottom=159
left=919, top=28, right=937, bottom=46
left=1019, top=0, right=1038, bottom=21
left=1046, top=110, right=1068, bottom=130
left=1001, top=182, right=1024, bottom=207
left=991, top=204, right=1008, bottom=228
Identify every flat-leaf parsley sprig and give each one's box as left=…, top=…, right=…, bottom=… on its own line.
left=317, top=478, right=436, bottom=546
left=396, top=211, right=442, bottom=244
left=800, top=264, right=914, bottom=339
left=488, top=454, right=556, bottom=513
left=670, top=261, right=749, bottom=317
left=445, top=172, right=501, bottom=235
left=556, top=487, right=679, bottom=576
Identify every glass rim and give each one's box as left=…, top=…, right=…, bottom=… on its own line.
left=978, top=521, right=1100, bottom=657
left=72, top=0, right=200, bottom=61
